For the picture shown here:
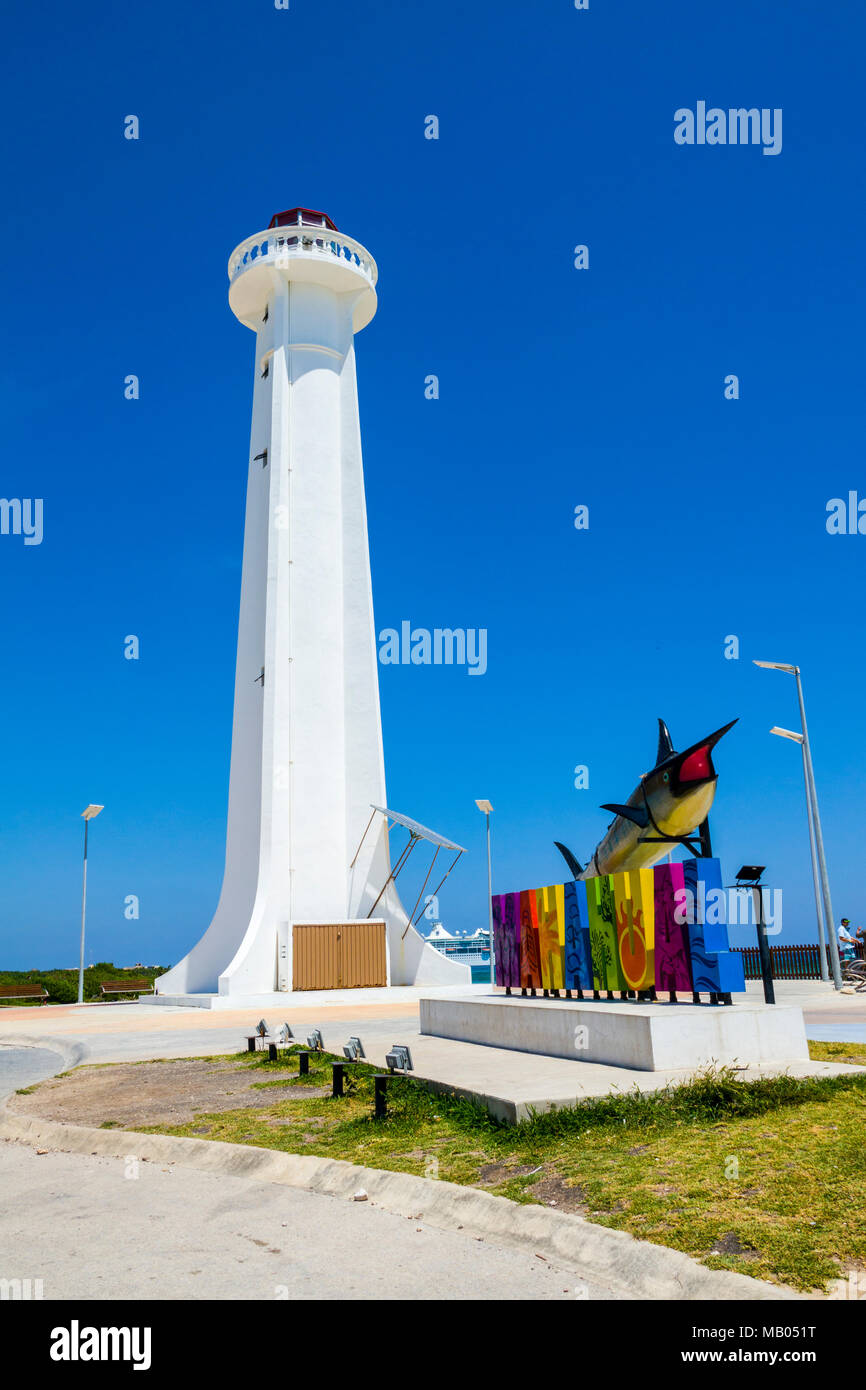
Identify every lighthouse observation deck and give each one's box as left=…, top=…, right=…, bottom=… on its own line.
left=228, top=207, right=378, bottom=332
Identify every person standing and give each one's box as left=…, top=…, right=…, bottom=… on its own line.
left=838, top=919, right=857, bottom=962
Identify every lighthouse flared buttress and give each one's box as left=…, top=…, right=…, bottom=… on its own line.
left=156, top=211, right=470, bottom=997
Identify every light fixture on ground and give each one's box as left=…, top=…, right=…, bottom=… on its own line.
left=385, top=1044, right=413, bottom=1073
left=754, top=660, right=841, bottom=988
left=343, top=1036, right=365, bottom=1061
left=78, top=805, right=104, bottom=1005
left=306, top=1028, right=324, bottom=1052
left=475, top=800, right=495, bottom=984
left=770, top=725, right=829, bottom=982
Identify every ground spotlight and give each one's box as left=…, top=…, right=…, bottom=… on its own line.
left=385, top=1044, right=413, bottom=1073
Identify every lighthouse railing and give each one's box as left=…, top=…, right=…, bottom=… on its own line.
left=228, top=228, right=378, bottom=288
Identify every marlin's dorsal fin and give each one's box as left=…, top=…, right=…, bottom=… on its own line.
left=554, top=841, right=584, bottom=878
left=600, top=803, right=649, bottom=829
left=656, top=718, right=675, bottom=766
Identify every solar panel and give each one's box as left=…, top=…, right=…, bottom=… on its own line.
left=371, top=805, right=465, bottom=853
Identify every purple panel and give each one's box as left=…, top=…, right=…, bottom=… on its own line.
left=653, top=862, right=693, bottom=994
left=500, top=891, right=522, bottom=987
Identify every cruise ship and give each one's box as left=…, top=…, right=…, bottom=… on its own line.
left=425, top=922, right=491, bottom=978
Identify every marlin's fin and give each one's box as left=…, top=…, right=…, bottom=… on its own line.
left=601, top=802, right=650, bottom=829
left=554, top=841, right=584, bottom=878
left=656, top=718, right=675, bottom=766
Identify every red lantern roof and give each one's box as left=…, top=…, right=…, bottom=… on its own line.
left=268, top=208, right=339, bottom=232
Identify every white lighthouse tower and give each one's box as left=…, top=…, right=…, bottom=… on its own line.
left=157, top=209, right=468, bottom=998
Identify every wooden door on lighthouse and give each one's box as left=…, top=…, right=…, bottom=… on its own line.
left=292, top=921, right=387, bottom=990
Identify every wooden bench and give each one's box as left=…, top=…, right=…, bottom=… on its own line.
left=99, top=979, right=154, bottom=997
left=0, top=984, right=48, bottom=1004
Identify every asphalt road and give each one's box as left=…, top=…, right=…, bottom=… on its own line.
left=0, top=1045, right=69, bottom=1098
left=0, top=1143, right=613, bottom=1301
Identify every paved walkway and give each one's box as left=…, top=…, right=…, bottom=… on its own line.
left=0, top=1144, right=609, bottom=1300
left=2, top=984, right=844, bottom=1301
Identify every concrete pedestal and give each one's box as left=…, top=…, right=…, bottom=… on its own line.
left=420, top=994, right=810, bottom=1072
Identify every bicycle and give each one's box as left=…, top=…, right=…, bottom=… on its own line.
left=840, top=956, right=866, bottom=991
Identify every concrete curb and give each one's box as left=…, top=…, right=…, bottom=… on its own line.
left=0, top=1105, right=806, bottom=1301
left=0, top=1033, right=89, bottom=1076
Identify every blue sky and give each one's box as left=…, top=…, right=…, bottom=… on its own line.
left=1, top=0, right=863, bottom=969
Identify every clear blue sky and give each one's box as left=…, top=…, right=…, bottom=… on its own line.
left=1, top=0, right=863, bottom=969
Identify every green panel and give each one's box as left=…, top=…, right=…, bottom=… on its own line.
left=585, top=874, right=627, bottom=992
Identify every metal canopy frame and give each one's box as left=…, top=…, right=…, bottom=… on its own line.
left=350, top=805, right=466, bottom=938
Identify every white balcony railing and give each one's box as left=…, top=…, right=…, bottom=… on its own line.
left=228, top=226, right=378, bottom=288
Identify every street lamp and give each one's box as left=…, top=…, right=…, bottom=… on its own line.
left=475, top=800, right=494, bottom=985
left=78, top=805, right=104, bottom=1004
left=754, top=661, right=841, bottom=988
left=770, top=726, right=829, bottom=982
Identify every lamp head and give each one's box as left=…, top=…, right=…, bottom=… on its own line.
left=753, top=660, right=798, bottom=674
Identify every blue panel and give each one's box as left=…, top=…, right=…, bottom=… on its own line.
left=563, top=879, right=593, bottom=990
left=682, top=857, right=746, bottom=994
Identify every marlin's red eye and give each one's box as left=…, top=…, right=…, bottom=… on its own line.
left=678, top=747, right=711, bottom=782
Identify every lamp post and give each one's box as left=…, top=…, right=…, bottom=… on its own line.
left=754, top=661, right=841, bottom=989
left=735, top=865, right=774, bottom=1005
left=78, top=805, right=104, bottom=1004
left=475, top=800, right=494, bottom=984
left=770, top=727, right=829, bottom=982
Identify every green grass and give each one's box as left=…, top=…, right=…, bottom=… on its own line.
left=130, top=1043, right=866, bottom=1293
left=808, top=1038, right=866, bottom=1067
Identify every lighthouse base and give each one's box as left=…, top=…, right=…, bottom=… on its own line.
left=139, top=982, right=486, bottom=1011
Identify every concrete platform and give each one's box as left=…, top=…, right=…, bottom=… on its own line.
left=420, top=993, right=810, bottom=1071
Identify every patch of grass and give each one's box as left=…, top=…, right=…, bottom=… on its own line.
left=130, top=1050, right=866, bottom=1292
left=809, top=1039, right=866, bottom=1067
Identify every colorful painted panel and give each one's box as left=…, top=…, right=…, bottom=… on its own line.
left=613, top=868, right=655, bottom=991
left=653, top=862, right=693, bottom=994
left=563, top=878, right=593, bottom=991
left=586, top=874, right=627, bottom=992
left=494, top=859, right=745, bottom=1002
left=519, top=888, right=543, bottom=989
left=492, top=892, right=521, bottom=988
left=681, top=859, right=721, bottom=995
left=683, top=857, right=746, bottom=994
left=536, top=885, right=564, bottom=990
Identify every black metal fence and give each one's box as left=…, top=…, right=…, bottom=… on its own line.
left=733, top=942, right=865, bottom=981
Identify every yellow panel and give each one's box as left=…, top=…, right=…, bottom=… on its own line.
left=536, top=885, right=564, bottom=990
left=554, top=883, right=566, bottom=945
left=616, top=870, right=655, bottom=991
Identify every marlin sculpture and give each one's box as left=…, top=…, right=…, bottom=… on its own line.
left=555, top=718, right=737, bottom=880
